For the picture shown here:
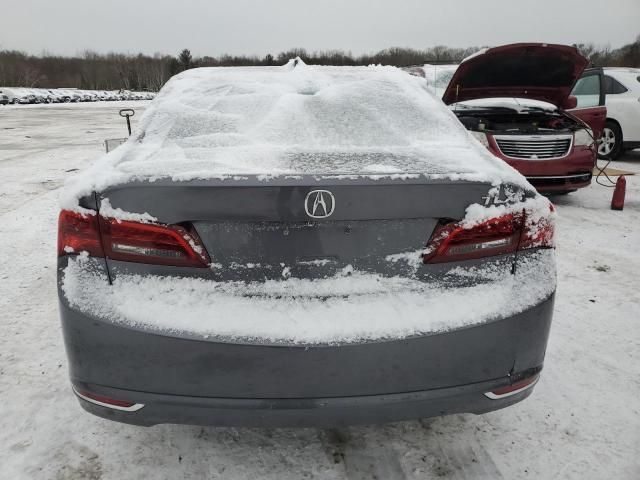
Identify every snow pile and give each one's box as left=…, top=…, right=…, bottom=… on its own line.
left=463, top=194, right=555, bottom=227
left=99, top=198, right=157, bottom=223
left=61, top=63, right=530, bottom=209
left=61, top=250, right=556, bottom=344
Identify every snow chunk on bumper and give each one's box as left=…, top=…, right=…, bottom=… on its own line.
left=61, top=250, right=556, bottom=344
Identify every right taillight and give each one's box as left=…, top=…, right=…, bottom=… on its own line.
left=518, top=204, right=556, bottom=251
left=423, top=205, right=554, bottom=264
left=57, top=209, right=210, bottom=268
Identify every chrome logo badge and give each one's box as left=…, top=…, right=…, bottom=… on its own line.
left=304, top=190, right=335, bottom=219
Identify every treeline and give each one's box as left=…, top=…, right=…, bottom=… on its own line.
left=574, top=37, right=640, bottom=69
left=1, top=37, right=638, bottom=92
left=0, top=51, right=172, bottom=91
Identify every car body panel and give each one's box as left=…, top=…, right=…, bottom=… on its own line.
left=567, top=67, right=607, bottom=137
left=59, top=279, right=553, bottom=400
left=567, top=106, right=606, bottom=138
left=73, top=375, right=538, bottom=427
left=442, top=43, right=589, bottom=107
left=96, top=177, right=501, bottom=281
left=448, top=103, right=598, bottom=193
left=603, top=68, right=640, bottom=144
left=484, top=135, right=595, bottom=192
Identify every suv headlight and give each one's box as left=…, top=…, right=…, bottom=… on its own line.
left=470, top=130, right=490, bottom=148
left=574, top=128, right=594, bottom=147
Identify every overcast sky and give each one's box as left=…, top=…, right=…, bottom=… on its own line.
left=2, top=0, right=638, bottom=57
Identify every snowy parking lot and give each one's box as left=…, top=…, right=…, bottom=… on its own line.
left=0, top=102, right=638, bottom=479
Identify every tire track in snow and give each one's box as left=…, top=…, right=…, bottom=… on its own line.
left=319, top=428, right=407, bottom=480
left=431, top=440, right=503, bottom=480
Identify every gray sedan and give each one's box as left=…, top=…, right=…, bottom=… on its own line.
left=57, top=62, right=556, bottom=427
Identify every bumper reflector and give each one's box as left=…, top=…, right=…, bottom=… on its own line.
left=72, top=386, right=145, bottom=412
left=484, top=374, right=540, bottom=400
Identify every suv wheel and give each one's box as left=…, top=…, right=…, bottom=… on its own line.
left=598, top=121, right=623, bottom=160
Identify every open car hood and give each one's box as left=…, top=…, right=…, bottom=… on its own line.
left=442, top=43, right=589, bottom=108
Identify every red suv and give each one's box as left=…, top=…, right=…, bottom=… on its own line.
left=442, top=43, right=606, bottom=194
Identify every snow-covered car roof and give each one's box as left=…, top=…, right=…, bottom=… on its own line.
left=63, top=60, right=530, bottom=207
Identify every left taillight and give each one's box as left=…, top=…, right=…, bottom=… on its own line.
left=57, top=210, right=104, bottom=257
left=99, top=217, right=210, bottom=268
left=423, top=207, right=554, bottom=264
left=58, top=210, right=210, bottom=268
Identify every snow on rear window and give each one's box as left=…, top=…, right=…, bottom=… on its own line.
left=61, top=61, right=529, bottom=209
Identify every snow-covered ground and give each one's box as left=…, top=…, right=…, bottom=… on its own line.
left=0, top=103, right=638, bottom=479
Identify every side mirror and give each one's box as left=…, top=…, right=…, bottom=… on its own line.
left=562, top=96, right=577, bottom=110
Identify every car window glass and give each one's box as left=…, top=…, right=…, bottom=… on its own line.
left=604, top=75, right=628, bottom=94
left=571, top=75, right=601, bottom=108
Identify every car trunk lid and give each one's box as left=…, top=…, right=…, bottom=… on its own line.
left=97, top=177, right=496, bottom=280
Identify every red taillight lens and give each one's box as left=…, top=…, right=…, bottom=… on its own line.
left=519, top=210, right=555, bottom=251
left=423, top=207, right=554, bottom=264
left=58, top=209, right=210, bottom=268
left=57, top=210, right=104, bottom=257
left=75, top=389, right=136, bottom=408
left=100, top=217, right=210, bottom=268
left=485, top=373, right=540, bottom=399
left=423, top=213, right=522, bottom=263
left=72, top=386, right=144, bottom=411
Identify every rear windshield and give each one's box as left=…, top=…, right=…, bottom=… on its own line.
left=138, top=66, right=467, bottom=150
left=118, top=64, right=507, bottom=176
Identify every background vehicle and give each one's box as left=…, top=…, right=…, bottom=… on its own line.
left=575, top=67, right=640, bottom=159
left=0, top=86, right=153, bottom=104
left=20, top=90, right=37, bottom=104
left=0, top=94, right=8, bottom=105
left=64, top=89, right=83, bottom=102
left=440, top=43, right=604, bottom=194
left=38, top=89, right=55, bottom=103
left=0, top=88, right=21, bottom=104
left=58, top=65, right=556, bottom=427
left=52, top=89, right=72, bottom=103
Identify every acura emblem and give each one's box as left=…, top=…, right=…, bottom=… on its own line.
left=304, top=190, right=335, bottom=219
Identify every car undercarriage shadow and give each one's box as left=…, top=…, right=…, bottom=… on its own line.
left=131, top=414, right=505, bottom=479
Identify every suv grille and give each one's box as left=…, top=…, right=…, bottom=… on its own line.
left=494, top=135, right=572, bottom=160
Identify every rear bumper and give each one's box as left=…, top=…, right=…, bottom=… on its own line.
left=72, top=372, right=540, bottom=427
left=60, top=291, right=555, bottom=426
left=525, top=172, right=592, bottom=193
